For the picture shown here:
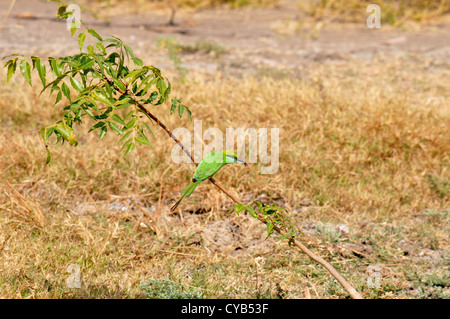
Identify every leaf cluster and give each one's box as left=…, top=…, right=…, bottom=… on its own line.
left=3, top=1, right=191, bottom=163
left=229, top=201, right=297, bottom=244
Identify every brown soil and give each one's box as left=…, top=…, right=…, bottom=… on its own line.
left=1, top=0, right=450, bottom=77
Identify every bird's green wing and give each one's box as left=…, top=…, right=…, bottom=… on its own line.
left=193, top=152, right=226, bottom=181
left=193, top=161, right=224, bottom=181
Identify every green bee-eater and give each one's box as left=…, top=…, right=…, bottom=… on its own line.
left=171, top=150, right=248, bottom=211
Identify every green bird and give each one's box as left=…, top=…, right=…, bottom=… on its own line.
left=171, top=150, right=248, bottom=211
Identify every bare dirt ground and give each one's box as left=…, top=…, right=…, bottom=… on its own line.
left=1, top=0, right=450, bottom=77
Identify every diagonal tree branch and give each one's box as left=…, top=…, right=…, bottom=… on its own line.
left=136, top=101, right=363, bottom=299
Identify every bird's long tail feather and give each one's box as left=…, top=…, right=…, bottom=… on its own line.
left=171, top=180, right=200, bottom=211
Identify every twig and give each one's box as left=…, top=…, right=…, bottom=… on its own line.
left=0, top=0, right=16, bottom=33
left=3, top=181, right=47, bottom=228
left=158, top=249, right=197, bottom=258
left=122, top=199, right=159, bottom=235
left=155, top=165, right=172, bottom=220
left=129, top=198, right=161, bottom=236
left=285, top=273, right=293, bottom=291
left=0, top=235, right=11, bottom=254
left=135, top=102, right=194, bottom=163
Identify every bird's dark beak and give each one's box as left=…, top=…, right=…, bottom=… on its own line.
left=236, top=158, right=248, bottom=166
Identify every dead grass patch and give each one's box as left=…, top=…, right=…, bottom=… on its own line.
left=0, top=54, right=448, bottom=298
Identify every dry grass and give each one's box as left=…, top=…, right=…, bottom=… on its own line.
left=78, top=0, right=450, bottom=26
left=0, top=52, right=449, bottom=298
left=300, top=0, right=450, bottom=26
left=76, top=0, right=278, bottom=22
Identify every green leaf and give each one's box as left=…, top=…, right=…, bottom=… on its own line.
left=254, top=201, right=264, bottom=212
left=55, top=121, right=78, bottom=146
left=87, top=98, right=100, bottom=111
left=45, top=147, right=52, bottom=164
left=112, top=78, right=126, bottom=92
left=119, top=130, right=133, bottom=143
left=108, top=122, right=123, bottom=135
left=228, top=203, right=244, bottom=216
left=123, top=44, right=135, bottom=58
left=132, top=57, right=143, bottom=67
left=88, top=121, right=106, bottom=132
left=78, top=33, right=86, bottom=51
left=54, top=91, right=62, bottom=106
left=103, top=37, right=121, bottom=47
left=123, top=142, right=135, bottom=157
left=35, top=59, right=46, bottom=87
left=83, top=107, right=95, bottom=119
left=106, top=52, right=119, bottom=63
left=57, top=4, right=67, bottom=19
left=41, top=126, right=52, bottom=146
left=40, top=126, right=55, bottom=164
left=137, top=76, right=156, bottom=95
left=244, top=205, right=257, bottom=218
left=19, top=60, right=32, bottom=86
left=236, top=204, right=245, bottom=215
left=70, top=101, right=81, bottom=114
left=61, top=82, right=71, bottom=101
left=30, top=56, right=38, bottom=69
left=289, top=229, right=296, bottom=239
left=69, top=77, right=83, bottom=92
left=70, top=25, right=77, bottom=37
left=115, top=99, right=132, bottom=110
left=145, top=91, right=158, bottom=104
left=184, top=105, right=192, bottom=120
left=6, top=64, right=14, bottom=83
left=95, top=42, right=106, bottom=55
left=178, top=104, right=184, bottom=118
left=165, top=80, right=171, bottom=98
left=77, top=58, right=95, bottom=69
left=99, top=126, right=107, bottom=140
left=50, top=58, right=62, bottom=77
left=134, top=136, right=151, bottom=146
left=124, top=110, right=135, bottom=121
left=6, top=58, right=17, bottom=83
left=2, top=54, right=25, bottom=63
left=156, top=78, right=166, bottom=96
left=111, top=114, right=126, bottom=126
left=87, top=45, right=95, bottom=55
left=92, top=91, right=113, bottom=107
left=266, top=222, right=274, bottom=239
left=124, top=68, right=147, bottom=83
left=125, top=116, right=137, bottom=129
left=94, top=106, right=113, bottom=120
left=170, top=98, right=179, bottom=114
left=142, top=122, right=155, bottom=138
left=50, top=84, right=60, bottom=93
left=104, top=82, right=113, bottom=98
left=88, top=29, right=103, bottom=41
left=135, top=131, right=152, bottom=146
